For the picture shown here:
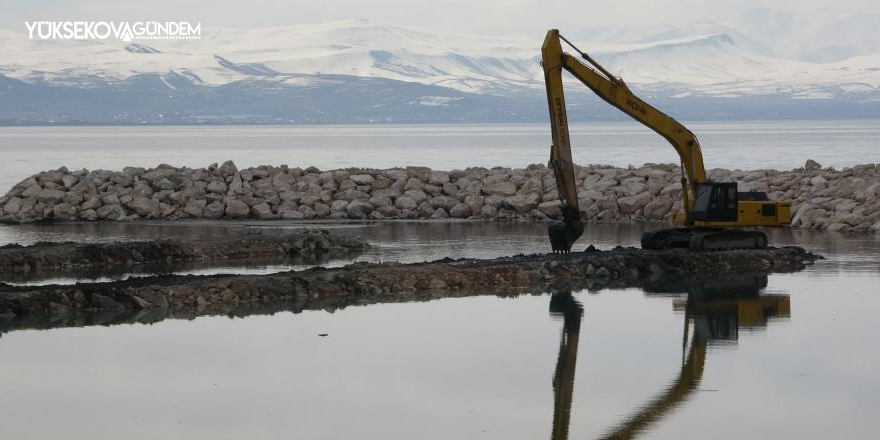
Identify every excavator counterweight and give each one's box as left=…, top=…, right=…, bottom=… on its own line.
left=541, top=29, right=791, bottom=252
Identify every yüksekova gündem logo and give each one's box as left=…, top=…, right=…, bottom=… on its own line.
left=25, top=21, right=201, bottom=41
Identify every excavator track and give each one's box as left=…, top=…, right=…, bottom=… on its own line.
left=641, top=228, right=768, bottom=251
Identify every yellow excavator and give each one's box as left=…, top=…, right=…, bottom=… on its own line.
left=541, top=29, right=791, bottom=253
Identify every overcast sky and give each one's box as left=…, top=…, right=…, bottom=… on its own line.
left=3, top=0, right=879, bottom=34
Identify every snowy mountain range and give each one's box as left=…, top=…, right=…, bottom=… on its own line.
left=1, top=10, right=879, bottom=124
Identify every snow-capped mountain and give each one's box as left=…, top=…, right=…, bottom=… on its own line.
left=707, top=8, right=880, bottom=63
left=572, top=8, right=880, bottom=64
left=0, top=20, right=543, bottom=94
left=0, top=16, right=879, bottom=124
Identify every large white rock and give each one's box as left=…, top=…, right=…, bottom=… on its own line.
left=346, top=200, right=374, bottom=219
left=404, top=178, right=425, bottom=191
left=429, top=195, right=458, bottom=212
left=62, top=175, right=78, bottom=189
left=37, top=188, right=66, bottom=203
left=395, top=196, right=417, bottom=210
left=428, top=171, right=449, bottom=185
left=20, top=184, right=42, bottom=198
left=228, top=173, right=244, bottom=194
left=280, top=207, right=305, bottom=219
left=218, top=160, right=238, bottom=177
left=225, top=200, right=250, bottom=218
left=271, top=173, right=294, bottom=191
left=251, top=202, right=274, bottom=219
left=202, top=201, right=225, bottom=219
left=504, top=194, right=540, bottom=214
left=449, top=203, right=472, bottom=218
left=643, top=196, right=673, bottom=220
left=183, top=199, right=207, bottom=217
left=464, top=194, right=484, bottom=213
left=537, top=200, right=562, bottom=218
left=790, top=203, right=811, bottom=226
left=350, top=174, right=375, bottom=186
left=369, top=195, right=392, bottom=207
left=330, top=200, right=349, bottom=212
left=404, top=189, right=428, bottom=205
left=128, top=197, right=159, bottom=217
left=52, top=203, right=78, bottom=220
left=619, top=176, right=647, bottom=196
left=834, top=199, right=857, bottom=212
left=298, top=206, right=317, bottom=219
left=430, top=208, right=449, bottom=219
left=617, top=192, right=652, bottom=215
left=483, top=181, right=517, bottom=197
left=3, top=197, right=22, bottom=214
left=96, top=204, right=126, bottom=220
left=207, top=180, right=227, bottom=194
left=384, top=169, right=408, bottom=181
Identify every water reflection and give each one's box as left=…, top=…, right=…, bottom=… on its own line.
left=549, top=274, right=790, bottom=440
left=2, top=267, right=874, bottom=439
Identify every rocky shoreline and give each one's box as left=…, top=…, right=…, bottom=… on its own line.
left=0, top=229, right=367, bottom=275
left=1, top=159, right=878, bottom=232
left=0, top=246, right=819, bottom=332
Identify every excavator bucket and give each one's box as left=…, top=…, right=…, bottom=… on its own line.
left=548, top=219, right=584, bottom=253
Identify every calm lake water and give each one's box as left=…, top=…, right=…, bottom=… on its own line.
left=0, top=121, right=879, bottom=439
left=1, top=120, right=879, bottom=192
left=0, top=221, right=879, bottom=439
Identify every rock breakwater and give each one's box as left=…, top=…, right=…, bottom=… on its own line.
left=1, top=160, right=877, bottom=232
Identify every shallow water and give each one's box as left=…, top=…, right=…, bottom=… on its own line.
left=2, top=120, right=880, bottom=192
left=0, top=221, right=646, bottom=285
left=1, top=221, right=879, bottom=439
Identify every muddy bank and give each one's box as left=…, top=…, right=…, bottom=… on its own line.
left=0, top=271, right=778, bottom=336
left=0, top=229, right=367, bottom=275
left=0, top=246, right=819, bottom=331
left=1, top=159, right=877, bottom=232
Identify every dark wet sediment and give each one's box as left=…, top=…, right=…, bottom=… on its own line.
left=0, top=246, right=819, bottom=333
left=0, top=228, right=367, bottom=275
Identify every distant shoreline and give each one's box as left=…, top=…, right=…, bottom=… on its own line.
left=3, top=115, right=880, bottom=127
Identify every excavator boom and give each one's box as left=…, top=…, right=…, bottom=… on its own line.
left=541, top=29, right=790, bottom=252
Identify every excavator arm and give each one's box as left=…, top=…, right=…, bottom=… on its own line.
left=542, top=29, right=788, bottom=252
left=543, top=29, right=709, bottom=192
left=543, top=29, right=706, bottom=253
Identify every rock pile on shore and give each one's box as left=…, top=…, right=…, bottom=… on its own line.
left=1, top=160, right=878, bottom=232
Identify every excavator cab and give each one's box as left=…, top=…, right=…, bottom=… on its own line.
left=691, top=182, right=738, bottom=222
left=690, top=182, right=790, bottom=227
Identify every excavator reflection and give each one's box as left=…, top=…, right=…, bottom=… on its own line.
left=548, top=275, right=790, bottom=440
